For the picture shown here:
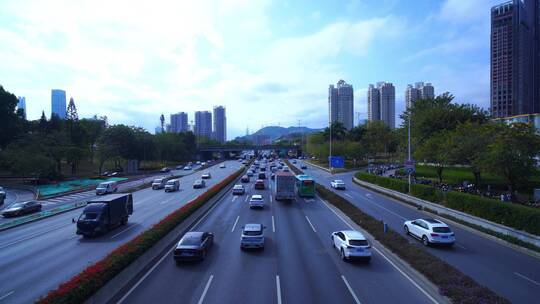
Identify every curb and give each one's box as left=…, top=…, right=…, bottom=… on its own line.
left=319, top=197, right=450, bottom=304
left=352, top=177, right=540, bottom=257
left=87, top=168, right=246, bottom=304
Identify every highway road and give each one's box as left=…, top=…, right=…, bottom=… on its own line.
left=0, top=188, right=34, bottom=208
left=293, top=160, right=540, bottom=303
left=0, top=161, right=242, bottom=304
left=0, top=165, right=202, bottom=226
left=118, top=167, right=441, bottom=304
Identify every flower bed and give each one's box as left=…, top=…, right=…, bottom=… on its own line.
left=37, top=168, right=243, bottom=304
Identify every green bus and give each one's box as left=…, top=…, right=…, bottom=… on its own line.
left=295, top=175, right=316, bottom=197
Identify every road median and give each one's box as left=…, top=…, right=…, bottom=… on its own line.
left=37, top=166, right=245, bottom=304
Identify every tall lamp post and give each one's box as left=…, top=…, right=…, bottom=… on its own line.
left=329, top=121, right=333, bottom=174
left=407, top=112, right=412, bottom=194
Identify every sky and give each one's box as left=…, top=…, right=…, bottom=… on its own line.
left=0, top=0, right=500, bottom=138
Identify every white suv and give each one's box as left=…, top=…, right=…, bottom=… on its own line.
left=240, top=223, right=265, bottom=250
left=331, top=180, right=346, bottom=190
left=404, top=218, right=455, bottom=247
left=249, top=195, right=265, bottom=209
left=331, top=230, right=371, bottom=262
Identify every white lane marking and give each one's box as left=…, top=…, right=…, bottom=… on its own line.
left=514, top=272, right=540, bottom=286
left=119, top=184, right=227, bottom=303
left=198, top=275, right=214, bottom=304
left=269, top=183, right=272, bottom=190
left=244, top=195, right=249, bottom=202
left=361, top=197, right=407, bottom=221
left=232, top=196, right=238, bottom=202
left=0, top=290, right=14, bottom=301
left=455, top=243, right=466, bottom=250
left=341, top=275, right=361, bottom=304
left=344, top=193, right=353, bottom=199
left=319, top=198, right=439, bottom=304
left=110, top=225, right=137, bottom=239
left=276, top=275, right=282, bottom=304
left=272, top=216, right=275, bottom=233
left=270, top=195, right=273, bottom=203
left=305, top=216, right=317, bottom=233
left=231, top=216, right=240, bottom=232
left=0, top=223, right=71, bottom=249
left=366, top=193, right=373, bottom=199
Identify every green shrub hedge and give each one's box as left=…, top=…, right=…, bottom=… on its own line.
left=317, top=184, right=509, bottom=304
left=355, top=172, right=540, bottom=236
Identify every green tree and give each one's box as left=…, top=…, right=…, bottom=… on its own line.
left=480, top=123, right=540, bottom=196
left=415, top=131, right=452, bottom=183
left=0, top=85, right=23, bottom=148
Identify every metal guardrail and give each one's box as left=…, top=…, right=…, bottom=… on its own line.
left=0, top=201, right=87, bottom=231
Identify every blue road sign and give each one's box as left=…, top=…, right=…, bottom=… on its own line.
left=329, top=156, right=345, bottom=168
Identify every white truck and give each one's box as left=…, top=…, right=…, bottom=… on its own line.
left=273, top=171, right=296, bottom=201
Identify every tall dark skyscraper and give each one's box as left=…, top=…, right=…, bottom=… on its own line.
left=367, top=82, right=395, bottom=129
left=170, top=112, right=188, bottom=133
left=490, top=0, right=539, bottom=118
left=213, top=106, right=226, bottom=144
left=328, top=79, right=354, bottom=130
left=195, top=111, right=212, bottom=139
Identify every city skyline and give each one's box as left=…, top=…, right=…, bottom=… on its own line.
left=0, top=0, right=501, bottom=137
left=328, top=79, right=354, bottom=130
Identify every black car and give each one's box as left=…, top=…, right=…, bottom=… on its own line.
left=2, top=201, right=42, bottom=217
left=174, top=231, right=214, bottom=262
left=301, top=164, right=307, bottom=169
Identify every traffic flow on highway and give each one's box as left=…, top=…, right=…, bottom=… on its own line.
left=291, top=159, right=540, bottom=304
left=0, top=161, right=242, bottom=304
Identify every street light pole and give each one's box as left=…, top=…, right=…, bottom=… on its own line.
left=329, top=121, right=333, bottom=173
left=408, top=112, right=412, bottom=194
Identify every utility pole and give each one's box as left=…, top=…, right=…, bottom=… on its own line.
left=408, top=111, right=412, bottom=194
left=329, top=120, right=333, bottom=173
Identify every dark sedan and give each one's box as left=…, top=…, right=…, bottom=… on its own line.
left=2, top=201, right=42, bottom=217
left=193, top=179, right=206, bottom=189
left=174, top=231, right=214, bottom=262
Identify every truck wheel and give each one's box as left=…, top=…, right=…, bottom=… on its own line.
left=122, top=217, right=128, bottom=225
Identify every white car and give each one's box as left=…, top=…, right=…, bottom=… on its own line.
left=220, top=163, right=226, bottom=168
left=183, top=166, right=192, bottom=171
left=249, top=194, right=265, bottom=209
left=331, top=180, right=346, bottom=190
left=404, top=218, right=455, bottom=247
left=232, top=184, right=245, bottom=195
left=201, top=172, right=211, bottom=179
left=331, top=230, right=371, bottom=262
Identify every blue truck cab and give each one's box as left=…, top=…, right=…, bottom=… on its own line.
left=76, top=193, right=133, bottom=238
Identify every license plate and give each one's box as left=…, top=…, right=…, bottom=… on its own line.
left=442, top=236, right=448, bottom=239
left=181, top=252, right=194, bottom=256
left=356, top=248, right=364, bottom=252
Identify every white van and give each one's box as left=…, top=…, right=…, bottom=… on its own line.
left=164, top=179, right=180, bottom=192
left=96, top=181, right=118, bottom=195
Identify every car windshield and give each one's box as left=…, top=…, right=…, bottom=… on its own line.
left=179, top=236, right=200, bottom=246
left=80, top=212, right=98, bottom=220
left=153, top=179, right=162, bottom=183
left=349, top=239, right=369, bottom=246
left=166, top=181, right=175, bottom=185
left=244, top=230, right=262, bottom=236
left=433, top=227, right=452, bottom=233
left=251, top=197, right=262, bottom=201
left=97, top=183, right=107, bottom=188
left=10, top=203, right=24, bottom=208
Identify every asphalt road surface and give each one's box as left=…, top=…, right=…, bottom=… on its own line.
left=117, top=169, right=440, bottom=304
left=292, top=160, right=540, bottom=303
left=0, top=165, right=201, bottom=226
left=0, top=161, right=242, bottom=304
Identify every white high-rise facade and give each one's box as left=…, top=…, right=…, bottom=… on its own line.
left=367, top=82, right=395, bottom=129
left=195, top=111, right=212, bottom=139
left=213, top=106, right=226, bottom=143
left=51, top=89, right=66, bottom=119
left=328, top=79, right=354, bottom=130
left=170, top=112, right=189, bottom=133
left=406, top=82, right=435, bottom=109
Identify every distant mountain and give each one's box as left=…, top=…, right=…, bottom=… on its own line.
left=235, top=126, right=322, bottom=143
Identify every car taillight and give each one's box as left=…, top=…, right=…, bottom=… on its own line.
left=430, top=233, right=439, bottom=237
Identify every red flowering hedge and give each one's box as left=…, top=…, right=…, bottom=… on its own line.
left=38, top=168, right=244, bottom=304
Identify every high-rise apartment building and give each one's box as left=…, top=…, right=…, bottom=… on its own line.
left=17, top=96, right=26, bottom=119
left=367, top=82, right=395, bottom=129
left=51, top=89, right=66, bottom=119
left=195, top=111, right=212, bottom=139
left=328, top=79, right=354, bottom=130
left=170, top=112, right=189, bottom=133
left=213, top=106, right=227, bottom=143
left=405, top=82, right=435, bottom=109
left=367, top=84, right=380, bottom=122
left=490, top=0, right=539, bottom=118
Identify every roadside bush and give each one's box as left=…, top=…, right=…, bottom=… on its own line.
left=355, top=172, right=540, bottom=236
left=316, top=184, right=509, bottom=304
left=38, top=168, right=243, bottom=304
